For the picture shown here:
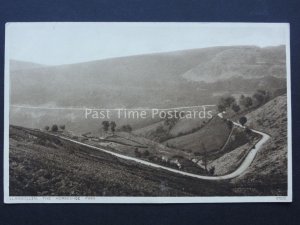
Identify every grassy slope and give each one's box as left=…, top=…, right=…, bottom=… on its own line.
left=9, top=126, right=231, bottom=196
left=164, top=116, right=230, bottom=153
left=134, top=116, right=209, bottom=139
left=101, top=131, right=191, bottom=159
left=231, top=94, right=288, bottom=195
left=209, top=142, right=253, bottom=176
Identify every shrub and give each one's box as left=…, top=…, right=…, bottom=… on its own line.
left=226, top=120, right=233, bottom=130
left=239, top=117, right=247, bottom=126
left=51, top=124, right=58, bottom=132
left=240, top=96, right=253, bottom=109
left=110, top=121, right=116, bottom=134
left=253, top=89, right=270, bottom=106
left=134, top=148, right=141, bottom=157
left=143, top=150, right=150, bottom=157
left=102, top=121, right=110, bottom=133
left=218, top=95, right=236, bottom=112
left=209, top=166, right=215, bottom=175
left=245, top=127, right=252, bottom=135
left=193, top=152, right=201, bottom=156
left=120, top=124, right=132, bottom=132
left=231, top=103, right=241, bottom=113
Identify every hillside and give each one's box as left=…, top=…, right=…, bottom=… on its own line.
left=231, top=94, right=288, bottom=195
left=10, top=46, right=286, bottom=108
left=10, top=60, right=45, bottom=71
left=10, top=45, right=286, bottom=133
left=182, top=45, right=286, bottom=82
left=164, top=116, right=231, bottom=153
left=133, top=113, right=210, bottom=142
left=10, top=47, right=226, bottom=108
left=9, top=126, right=231, bottom=196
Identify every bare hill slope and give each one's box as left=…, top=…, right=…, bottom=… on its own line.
left=232, top=94, right=288, bottom=195
left=9, top=126, right=231, bottom=196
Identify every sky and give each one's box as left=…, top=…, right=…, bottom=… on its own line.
left=6, top=22, right=289, bottom=65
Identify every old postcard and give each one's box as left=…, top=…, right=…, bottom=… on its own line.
left=4, top=22, right=292, bottom=203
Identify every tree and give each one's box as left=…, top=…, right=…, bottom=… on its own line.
left=102, top=121, right=110, bottom=133
left=209, top=166, right=215, bottom=175
left=226, top=120, right=233, bottom=130
left=51, top=124, right=58, bottom=132
left=239, top=95, right=253, bottom=109
left=231, top=103, right=241, bottom=113
left=126, top=125, right=132, bottom=133
left=218, top=95, right=236, bottom=112
left=143, top=150, right=150, bottom=157
left=134, top=148, right=141, bottom=157
left=239, top=94, right=245, bottom=103
left=110, top=121, right=116, bottom=134
left=44, top=126, right=50, bottom=131
left=120, top=124, right=132, bottom=132
left=253, top=92, right=264, bottom=105
left=201, top=143, right=208, bottom=172
left=59, top=125, right=65, bottom=130
left=244, top=97, right=253, bottom=108
left=245, top=127, right=252, bottom=135
left=253, top=89, right=270, bottom=106
left=239, top=116, right=247, bottom=126
left=217, top=104, right=226, bottom=113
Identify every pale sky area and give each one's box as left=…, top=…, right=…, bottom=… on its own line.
left=6, top=22, right=289, bottom=65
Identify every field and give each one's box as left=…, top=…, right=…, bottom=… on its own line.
left=164, top=116, right=231, bottom=153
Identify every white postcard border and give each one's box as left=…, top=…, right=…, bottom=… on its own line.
left=3, top=22, right=293, bottom=203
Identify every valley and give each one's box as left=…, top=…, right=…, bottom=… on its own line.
left=8, top=45, right=288, bottom=196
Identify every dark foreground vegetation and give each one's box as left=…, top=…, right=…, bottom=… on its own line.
left=10, top=126, right=233, bottom=196
left=9, top=122, right=286, bottom=196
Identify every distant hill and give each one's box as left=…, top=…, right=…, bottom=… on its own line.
left=10, top=60, right=44, bottom=71
left=10, top=46, right=286, bottom=108
left=10, top=46, right=287, bottom=132
left=10, top=47, right=227, bottom=108
left=183, top=45, right=286, bottom=82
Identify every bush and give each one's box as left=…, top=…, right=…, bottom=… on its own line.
left=226, top=120, right=233, bottom=130
left=110, top=121, right=116, bottom=134
left=194, top=152, right=201, bottom=156
left=209, top=166, right=215, bottom=175
left=51, top=124, right=58, bottom=132
left=134, top=148, right=141, bottom=157
left=245, top=127, right=252, bottom=135
left=240, top=96, right=253, bottom=109
left=120, top=124, right=132, bottom=132
left=239, top=117, right=247, bottom=126
left=253, top=89, right=270, bottom=106
left=218, top=95, right=236, bottom=112
left=231, top=103, right=241, bottom=113
left=143, top=150, right=150, bottom=157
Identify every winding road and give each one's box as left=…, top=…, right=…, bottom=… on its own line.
left=57, top=113, right=270, bottom=181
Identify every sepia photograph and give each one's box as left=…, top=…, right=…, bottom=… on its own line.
left=4, top=22, right=292, bottom=203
